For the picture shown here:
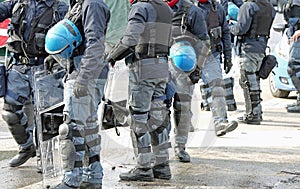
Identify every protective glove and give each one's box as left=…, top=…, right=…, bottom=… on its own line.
left=224, top=58, right=233, bottom=74
left=44, top=55, right=56, bottom=74
left=188, top=66, right=201, bottom=84
left=104, top=52, right=116, bottom=68
left=73, top=81, right=88, bottom=98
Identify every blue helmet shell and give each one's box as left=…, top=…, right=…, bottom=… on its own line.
left=170, top=41, right=197, bottom=73
left=228, top=2, right=239, bottom=21
left=45, top=19, right=82, bottom=59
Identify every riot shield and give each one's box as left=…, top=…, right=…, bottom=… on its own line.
left=34, top=66, right=65, bottom=188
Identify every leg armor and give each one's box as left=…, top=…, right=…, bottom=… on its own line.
left=59, top=121, right=85, bottom=187
left=82, top=116, right=102, bottom=184
left=173, top=93, right=192, bottom=147
left=288, top=61, right=300, bottom=92
left=199, top=79, right=211, bottom=111
left=208, top=79, right=227, bottom=124
left=239, top=70, right=262, bottom=116
left=150, top=127, right=171, bottom=165
left=148, top=96, right=171, bottom=165
left=223, top=77, right=237, bottom=109
left=130, top=112, right=152, bottom=169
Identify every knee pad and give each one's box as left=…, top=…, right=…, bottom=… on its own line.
left=211, top=86, right=225, bottom=98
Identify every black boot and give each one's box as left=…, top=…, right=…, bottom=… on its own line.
left=119, top=167, right=154, bottom=181
left=9, top=144, right=36, bottom=167
left=175, top=148, right=190, bottom=162
left=287, top=105, right=300, bottom=113
left=79, top=182, right=102, bottom=189
left=238, top=114, right=262, bottom=125
left=54, top=182, right=78, bottom=189
left=215, top=120, right=238, bottom=136
left=153, top=162, right=171, bottom=180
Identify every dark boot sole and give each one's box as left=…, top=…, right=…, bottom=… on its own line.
left=216, top=121, right=239, bottom=136
left=119, top=176, right=154, bottom=182
left=154, top=175, right=171, bottom=180
left=287, top=109, right=300, bottom=113
left=9, top=151, right=36, bottom=167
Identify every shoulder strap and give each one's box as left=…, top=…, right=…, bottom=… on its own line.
left=181, top=0, right=193, bottom=34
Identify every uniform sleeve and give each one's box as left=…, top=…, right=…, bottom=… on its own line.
left=57, top=2, right=69, bottom=21
left=220, top=0, right=228, bottom=15
left=120, top=3, right=147, bottom=47
left=230, top=2, right=255, bottom=36
left=76, top=2, right=110, bottom=85
left=0, top=0, right=17, bottom=22
left=219, top=4, right=231, bottom=59
left=188, top=6, right=209, bottom=40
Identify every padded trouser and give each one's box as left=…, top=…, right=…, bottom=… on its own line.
left=62, top=79, right=105, bottom=186
left=223, top=77, right=236, bottom=106
left=239, top=52, right=264, bottom=116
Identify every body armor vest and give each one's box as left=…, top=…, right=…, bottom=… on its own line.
left=171, top=0, right=193, bottom=38
left=247, top=0, right=273, bottom=38
left=135, top=0, right=172, bottom=57
left=205, top=3, right=219, bottom=32
left=205, top=2, right=222, bottom=49
left=8, top=0, right=59, bottom=58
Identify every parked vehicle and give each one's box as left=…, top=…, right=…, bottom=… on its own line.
left=269, top=23, right=296, bottom=98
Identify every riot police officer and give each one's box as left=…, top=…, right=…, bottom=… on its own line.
left=45, top=0, right=110, bottom=188
left=198, top=0, right=238, bottom=113
left=164, top=0, right=210, bottom=163
left=0, top=0, right=68, bottom=168
left=284, top=0, right=300, bottom=113
left=230, top=0, right=275, bottom=124
left=106, top=0, right=172, bottom=181
left=196, top=0, right=238, bottom=135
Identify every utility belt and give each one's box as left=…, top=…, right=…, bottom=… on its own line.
left=16, top=55, right=45, bottom=66
left=239, top=35, right=269, bottom=42
left=129, top=56, right=169, bottom=80
left=135, top=53, right=168, bottom=61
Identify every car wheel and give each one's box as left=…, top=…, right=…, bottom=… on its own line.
left=269, top=73, right=290, bottom=98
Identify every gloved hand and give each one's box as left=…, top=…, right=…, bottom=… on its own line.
left=188, top=66, right=201, bottom=84
left=224, top=58, right=233, bottom=74
left=44, top=55, right=56, bottom=74
left=73, top=81, right=88, bottom=98
left=104, top=52, right=116, bottom=67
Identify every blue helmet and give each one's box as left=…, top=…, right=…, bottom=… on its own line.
left=45, top=19, right=82, bottom=59
left=228, top=2, right=239, bottom=21
left=169, top=41, right=197, bottom=73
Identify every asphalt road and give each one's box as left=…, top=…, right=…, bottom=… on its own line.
left=1, top=13, right=300, bottom=189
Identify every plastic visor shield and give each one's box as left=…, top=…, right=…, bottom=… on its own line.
left=169, top=41, right=197, bottom=73
left=45, top=19, right=82, bottom=59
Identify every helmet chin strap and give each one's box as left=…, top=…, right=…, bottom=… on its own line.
left=167, top=0, right=179, bottom=7
left=129, top=0, right=137, bottom=4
